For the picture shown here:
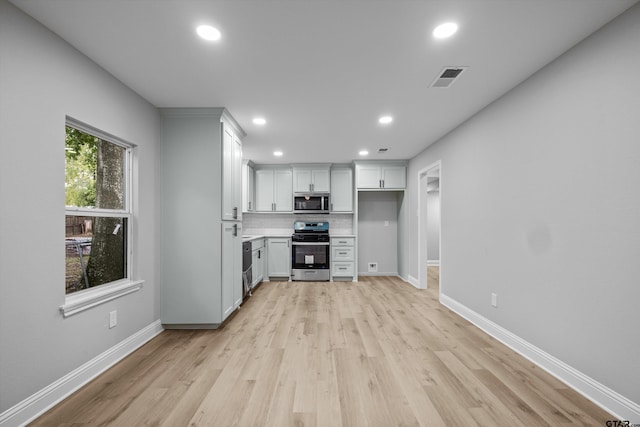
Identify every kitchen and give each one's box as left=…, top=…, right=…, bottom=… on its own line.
left=2, top=0, right=640, bottom=424
left=160, top=108, right=407, bottom=328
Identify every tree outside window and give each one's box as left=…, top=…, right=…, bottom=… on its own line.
left=65, top=122, right=131, bottom=294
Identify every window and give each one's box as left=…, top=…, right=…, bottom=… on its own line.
left=62, top=118, right=141, bottom=317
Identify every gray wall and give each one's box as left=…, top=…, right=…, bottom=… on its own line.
left=402, top=3, right=640, bottom=405
left=0, top=0, right=161, bottom=412
left=358, top=192, right=401, bottom=274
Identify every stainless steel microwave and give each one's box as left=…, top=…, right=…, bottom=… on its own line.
left=293, top=193, right=330, bottom=214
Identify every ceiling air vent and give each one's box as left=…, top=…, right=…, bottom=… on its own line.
left=377, top=148, right=388, bottom=154
left=430, top=66, right=468, bottom=88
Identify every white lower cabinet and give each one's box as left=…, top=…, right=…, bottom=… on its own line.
left=331, top=237, right=355, bottom=281
left=267, top=237, right=291, bottom=278
left=222, top=222, right=243, bottom=320
left=251, top=238, right=265, bottom=287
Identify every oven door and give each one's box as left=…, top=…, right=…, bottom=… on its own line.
left=291, top=241, right=330, bottom=269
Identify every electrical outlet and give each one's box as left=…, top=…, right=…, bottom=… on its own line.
left=491, top=293, right=498, bottom=308
left=368, top=262, right=378, bottom=273
left=109, top=310, right=117, bottom=328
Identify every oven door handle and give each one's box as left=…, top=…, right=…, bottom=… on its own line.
left=291, top=241, right=330, bottom=246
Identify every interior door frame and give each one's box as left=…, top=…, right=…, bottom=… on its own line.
left=417, top=160, right=441, bottom=294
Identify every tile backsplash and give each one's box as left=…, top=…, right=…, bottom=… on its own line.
left=242, top=213, right=354, bottom=236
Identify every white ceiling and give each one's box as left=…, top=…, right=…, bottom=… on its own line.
left=10, top=0, right=638, bottom=164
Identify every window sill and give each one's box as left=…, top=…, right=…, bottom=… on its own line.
left=60, top=279, right=144, bottom=318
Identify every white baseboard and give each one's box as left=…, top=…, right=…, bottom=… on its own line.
left=440, top=294, right=640, bottom=423
left=407, top=274, right=421, bottom=289
left=0, top=320, right=164, bottom=427
left=358, top=271, right=399, bottom=277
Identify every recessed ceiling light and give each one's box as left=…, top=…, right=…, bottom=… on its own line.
left=253, top=117, right=266, bottom=125
left=359, top=150, right=369, bottom=156
left=378, top=116, right=393, bottom=125
left=273, top=150, right=283, bottom=157
left=196, top=25, right=221, bottom=41
left=433, top=22, right=458, bottom=39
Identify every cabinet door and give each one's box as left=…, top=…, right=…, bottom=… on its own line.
left=268, top=238, right=291, bottom=277
left=293, top=168, right=312, bottom=193
left=255, top=169, right=275, bottom=211
left=232, top=133, right=243, bottom=220
left=330, top=168, right=352, bottom=212
left=251, top=246, right=264, bottom=286
left=356, top=165, right=382, bottom=189
left=252, top=249, right=260, bottom=287
left=221, top=126, right=236, bottom=220
left=233, top=224, right=243, bottom=309
left=257, top=248, right=264, bottom=283
left=221, top=223, right=237, bottom=319
left=242, top=163, right=255, bottom=212
left=381, top=166, right=406, bottom=189
left=247, top=164, right=254, bottom=212
left=311, top=168, right=330, bottom=192
left=274, top=169, right=293, bottom=212
left=222, top=126, right=242, bottom=220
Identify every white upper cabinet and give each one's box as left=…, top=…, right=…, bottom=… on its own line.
left=255, top=167, right=293, bottom=212
left=222, top=122, right=243, bottom=221
left=356, top=162, right=406, bottom=189
left=242, top=161, right=255, bottom=212
left=381, top=166, right=406, bottom=189
left=255, top=169, right=275, bottom=212
left=330, top=166, right=353, bottom=212
left=292, top=165, right=330, bottom=193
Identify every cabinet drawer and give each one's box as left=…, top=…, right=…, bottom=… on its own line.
left=332, top=262, right=354, bottom=277
left=251, top=238, right=265, bottom=250
left=331, top=237, right=354, bottom=247
left=332, top=246, right=354, bottom=262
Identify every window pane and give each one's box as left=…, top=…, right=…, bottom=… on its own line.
left=65, top=215, right=127, bottom=294
left=65, top=126, right=125, bottom=210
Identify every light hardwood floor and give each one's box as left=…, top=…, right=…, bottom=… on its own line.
left=31, top=275, right=612, bottom=426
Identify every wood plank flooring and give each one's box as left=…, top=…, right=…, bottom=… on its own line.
left=31, top=275, right=612, bottom=426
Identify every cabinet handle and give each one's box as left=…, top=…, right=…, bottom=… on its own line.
left=233, top=207, right=238, bottom=219
left=248, top=201, right=252, bottom=210
left=382, top=179, right=385, bottom=188
left=232, top=224, right=238, bottom=237
left=258, top=250, right=261, bottom=259
left=379, top=179, right=382, bottom=188
left=338, top=251, right=347, bottom=255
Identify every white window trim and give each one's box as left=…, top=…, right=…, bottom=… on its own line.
left=60, top=279, right=144, bottom=317
left=64, top=117, right=141, bottom=316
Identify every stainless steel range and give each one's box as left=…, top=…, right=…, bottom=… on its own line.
left=291, top=221, right=330, bottom=281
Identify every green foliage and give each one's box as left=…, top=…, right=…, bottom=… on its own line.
left=65, top=126, right=98, bottom=207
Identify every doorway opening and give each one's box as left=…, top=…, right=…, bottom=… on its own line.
left=418, top=162, right=441, bottom=295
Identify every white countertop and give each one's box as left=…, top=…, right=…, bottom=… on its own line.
left=243, top=233, right=355, bottom=242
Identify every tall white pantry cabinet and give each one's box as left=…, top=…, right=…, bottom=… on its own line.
left=160, top=108, right=245, bottom=328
